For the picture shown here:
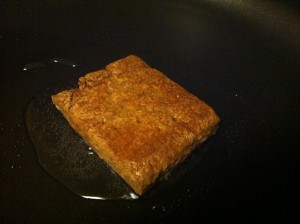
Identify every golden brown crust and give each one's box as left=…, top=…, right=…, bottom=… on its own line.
left=51, top=55, right=220, bottom=195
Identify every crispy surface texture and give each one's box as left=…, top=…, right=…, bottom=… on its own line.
left=51, top=55, right=220, bottom=195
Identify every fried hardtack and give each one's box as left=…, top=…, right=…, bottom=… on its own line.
left=51, top=55, right=220, bottom=195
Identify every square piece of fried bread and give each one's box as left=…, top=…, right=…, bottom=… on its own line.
left=51, top=55, right=220, bottom=195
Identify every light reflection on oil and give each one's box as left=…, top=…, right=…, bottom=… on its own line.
left=22, top=58, right=79, bottom=71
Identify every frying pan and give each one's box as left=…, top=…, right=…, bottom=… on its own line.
left=1, top=0, right=299, bottom=222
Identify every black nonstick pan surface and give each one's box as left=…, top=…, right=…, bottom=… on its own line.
left=1, top=0, right=299, bottom=222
